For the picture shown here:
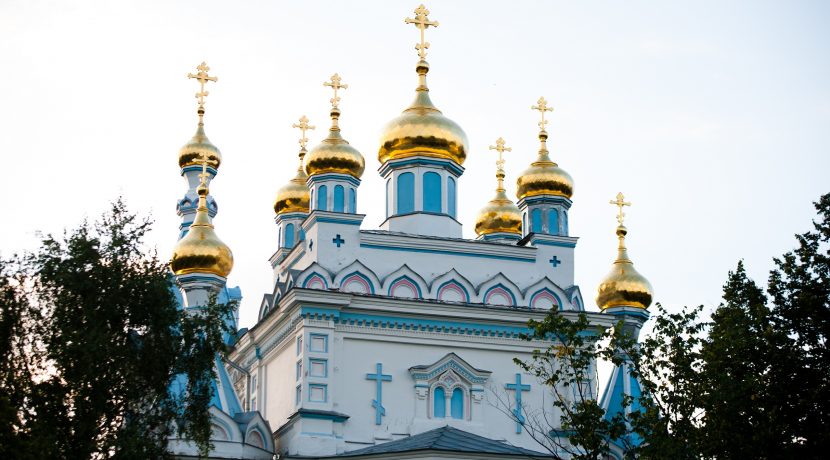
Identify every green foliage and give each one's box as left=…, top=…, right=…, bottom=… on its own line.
left=0, top=200, right=234, bottom=459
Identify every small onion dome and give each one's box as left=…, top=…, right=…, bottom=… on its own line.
left=596, top=225, right=653, bottom=310
left=475, top=169, right=522, bottom=236
left=178, top=121, right=222, bottom=170
left=304, top=107, right=365, bottom=179
left=274, top=150, right=311, bottom=215
left=516, top=130, right=573, bottom=200
left=378, top=60, right=468, bottom=166
left=170, top=182, right=233, bottom=278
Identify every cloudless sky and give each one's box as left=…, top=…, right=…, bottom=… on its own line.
left=2, top=0, right=828, bottom=330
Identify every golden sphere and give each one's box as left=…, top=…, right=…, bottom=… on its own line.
left=178, top=123, right=222, bottom=169
left=170, top=200, right=233, bottom=278
left=304, top=129, right=365, bottom=179
left=274, top=172, right=310, bottom=215
left=516, top=133, right=573, bottom=200
left=596, top=228, right=653, bottom=310
left=475, top=189, right=522, bottom=236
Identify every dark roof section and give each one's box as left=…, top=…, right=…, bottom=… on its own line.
left=335, top=426, right=553, bottom=458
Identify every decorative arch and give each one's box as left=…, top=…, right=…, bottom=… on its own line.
left=246, top=429, right=264, bottom=448
left=524, top=277, right=569, bottom=310
left=477, top=274, right=521, bottom=307
left=529, top=288, right=562, bottom=310
left=240, top=412, right=275, bottom=452
left=429, top=269, right=474, bottom=304
left=297, top=263, right=332, bottom=290
left=333, top=261, right=380, bottom=295
left=382, top=265, right=427, bottom=300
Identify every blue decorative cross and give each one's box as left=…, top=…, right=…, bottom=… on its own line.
left=366, top=363, right=392, bottom=425
left=332, top=234, right=345, bottom=247
left=308, top=239, right=314, bottom=251
left=549, top=256, right=561, bottom=268
left=505, top=373, right=531, bottom=433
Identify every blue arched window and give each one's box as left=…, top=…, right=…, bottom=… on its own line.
left=285, top=223, right=295, bottom=248
left=549, top=209, right=559, bottom=235
left=349, top=188, right=356, bottom=213
left=317, top=185, right=328, bottom=211
left=423, top=172, right=442, bottom=213
left=447, top=177, right=456, bottom=218
left=333, top=185, right=345, bottom=212
left=397, top=172, right=415, bottom=214
left=433, top=387, right=446, bottom=418
left=563, top=210, right=569, bottom=235
left=531, top=208, right=542, bottom=233
left=450, top=388, right=464, bottom=419
left=299, top=228, right=305, bottom=241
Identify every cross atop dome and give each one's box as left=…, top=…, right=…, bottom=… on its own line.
left=187, top=62, right=218, bottom=117
left=292, top=115, right=315, bottom=150
left=610, top=192, right=631, bottom=227
left=489, top=137, right=511, bottom=171
left=405, top=4, right=439, bottom=60
left=324, top=73, right=348, bottom=110
left=531, top=96, right=553, bottom=132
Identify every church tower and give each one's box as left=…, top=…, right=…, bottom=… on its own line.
left=516, top=97, right=575, bottom=238
left=596, top=192, right=654, bottom=456
left=377, top=5, right=468, bottom=238
left=474, top=137, right=523, bottom=243
left=274, top=115, right=314, bottom=255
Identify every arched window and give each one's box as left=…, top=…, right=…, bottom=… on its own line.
left=451, top=388, right=464, bottom=419
left=423, top=172, right=442, bottom=213
left=299, top=228, right=305, bottom=241
left=447, top=177, right=457, bottom=218
left=285, top=223, right=295, bottom=248
left=333, top=185, right=345, bottom=212
left=433, top=387, right=446, bottom=418
left=397, top=172, right=415, bottom=214
left=349, top=188, right=356, bottom=213
left=549, top=209, right=559, bottom=235
left=563, top=210, right=569, bottom=235
left=531, top=208, right=542, bottom=233
left=317, top=185, right=328, bottom=211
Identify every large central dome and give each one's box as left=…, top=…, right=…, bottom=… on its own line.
left=378, top=61, right=468, bottom=165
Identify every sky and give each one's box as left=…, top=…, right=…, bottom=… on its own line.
left=1, top=0, right=828, bottom=330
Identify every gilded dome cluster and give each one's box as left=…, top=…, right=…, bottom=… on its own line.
left=378, top=61, right=469, bottom=166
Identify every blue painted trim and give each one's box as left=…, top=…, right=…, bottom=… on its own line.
left=366, top=363, right=392, bottom=425
left=388, top=274, right=423, bottom=298
left=484, top=283, right=518, bottom=306
left=505, top=373, right=531, bottom=433
left=520, top=195, right=572, bottom=207
left=315, top=216, right=363, bottom=226
left=308, top=383, right=327, bottom=403
left=605, top=308, right=651, bottom=320
left=436, top=280, right=471, bottom=303
left=481, top=233, right=521, bottom=241
left=529, top=288, right=564, bottom=310
left=302, top=272, right=329, bottom=289
left=533, top=239, right=577, bottom=248
left=379, top=157, right=465, bottom=176
left=297, top=411, right=349, bottom=423
left=334, top=310, right=532, bottom=338
left=308, top=173, right=361, bottom=187
left=309, top=358, right=328, bottom=378
left=181, top=165, right=218, bottom=175
left=359, top=243, right=535, bottom=263
left=309, top=333, right=329, bottom=353
left=275, top=212, right=308, bottom=223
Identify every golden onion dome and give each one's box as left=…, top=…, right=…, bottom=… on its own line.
left=178, top=117, right=222, bottom=170
left=516, top=130, right=573, bottom=200
left=274, top=149, right=311, bottom=215
left=304, top=106, right=365, bottom=179
left=596, top=225, right=653, bottom=310
left=170, top=178, right=233, bottom=278
left=378, top=60, right=468, bottom=166
left=476, top=138, right=522, bottom=236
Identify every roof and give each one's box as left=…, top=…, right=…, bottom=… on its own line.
left=334, top=426, right=553, bottom=458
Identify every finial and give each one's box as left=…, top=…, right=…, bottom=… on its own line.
left=489, top=137, right=511, bottom=191
left=187, top=62, right=218, bottom=122
left=196, top=151, right=214, bottom=197
left=292, top=115, right=316, bottom=150
left=610, top=192, right=631, bottom=227
left=323, top=73, right=348, bottom=110
left=531, top=96, right=554, bottom=132
left=405, top=4, right=439, bottom=60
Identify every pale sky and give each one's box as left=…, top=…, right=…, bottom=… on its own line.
left=2, top=0, right=828, bottom=330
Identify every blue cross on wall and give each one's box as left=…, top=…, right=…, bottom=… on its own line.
left=308, top=239, right=314, bottom=251
left=332, top=234, right=345, bottom=247
left=366, top=363, right=392, bottom=425
left=549, top=256, right=561, bottom=268
left=505, top=373, right=531, bottom=433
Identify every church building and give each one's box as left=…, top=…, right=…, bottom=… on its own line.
left=166, top=5, right=654, bottom=459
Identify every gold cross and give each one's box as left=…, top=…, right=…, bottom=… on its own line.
left=324, top=73, right=348, bottom=109
left=610, top=192, right=631, bottom=226
left=489, top=137, right=511, bottom=170
left=187, top=62, right=218, bottom=108
left=531, top=96, right=554, bottom=131
left=292, top=115, right=315, bottom=149
left=405, top=4, right=439, bottom=59
left=197, top=151, right=212, bottom=188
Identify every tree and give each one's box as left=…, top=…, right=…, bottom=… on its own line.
left=0, top=200, right=233, bottom=459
